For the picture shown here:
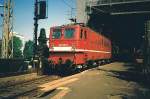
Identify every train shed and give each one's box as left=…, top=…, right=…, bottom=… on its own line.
left=77, top=0, right=150, bottom=63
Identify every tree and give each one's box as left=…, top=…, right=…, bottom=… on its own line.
left=23, top=40, right=34, bottom=60
left=37, top=28, right=49, bottom=75
left=38, top=28, right=49, bottom=58
left=9, top=36, right=23, bottom=58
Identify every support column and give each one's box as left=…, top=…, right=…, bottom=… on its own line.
left=146, top=21, right=150, bottom=66
left=144, top=20, right=150, bottom=73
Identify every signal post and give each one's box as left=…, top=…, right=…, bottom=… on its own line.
left=33, top=0, right=47, bottom=75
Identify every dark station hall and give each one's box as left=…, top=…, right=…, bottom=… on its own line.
left=86, top=0, right=150, bottom=61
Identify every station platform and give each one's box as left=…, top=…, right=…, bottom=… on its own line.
left=46, top=62, right=150, bottom=99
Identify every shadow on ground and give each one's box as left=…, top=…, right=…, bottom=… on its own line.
left=98, top=62, right=150, bottom=99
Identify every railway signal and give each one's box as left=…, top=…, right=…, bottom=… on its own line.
left=33, top=0, right=48, bottom=75
left=33, top=0, right=47, bottom=57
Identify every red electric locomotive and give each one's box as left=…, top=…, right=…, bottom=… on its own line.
left=49, top=24, right=111, bottom=71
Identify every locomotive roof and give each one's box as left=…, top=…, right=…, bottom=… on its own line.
left=50, top=23, right=85, bottom=28
left=50, top=24, right=110, bottom=42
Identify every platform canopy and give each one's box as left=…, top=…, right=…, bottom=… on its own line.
left=86, top=0, right=150, bottom=15
left=81, top=0, right=150, bottom=53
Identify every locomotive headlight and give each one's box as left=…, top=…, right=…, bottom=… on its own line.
left=52, top=44, right=55, bottom=49
left=50, top=44, right=54, bottom=51
left=51, top=44, right=54, bottom=47
left=71, top=46, right=75, bottom=51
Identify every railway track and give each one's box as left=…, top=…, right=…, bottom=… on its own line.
left=0, top=73, right=41, bottom=89
left=0, top=75, right=60, bottom=99
left=0, top=63, right=106, bottom=99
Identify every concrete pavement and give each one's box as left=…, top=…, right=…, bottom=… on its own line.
left=48, top=62, right=150, bottom=99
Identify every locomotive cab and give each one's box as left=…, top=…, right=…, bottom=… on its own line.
left=49, top=25, right=79, bottom=66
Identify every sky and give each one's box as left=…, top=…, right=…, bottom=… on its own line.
left=0, top=0, right=76, bottom=40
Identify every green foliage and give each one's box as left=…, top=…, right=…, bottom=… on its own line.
left=23, top=40, right=34, bottom=60
left=9, top=36, right=23, bottom=58
left=37, top=28, right=49, bottom=58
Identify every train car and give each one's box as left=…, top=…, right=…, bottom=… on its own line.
left=49, top=24, right=112, bottom=71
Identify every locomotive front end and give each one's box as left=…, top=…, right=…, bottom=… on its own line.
left=49, top=25, right=78, bottom=67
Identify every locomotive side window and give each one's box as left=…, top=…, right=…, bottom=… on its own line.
left=80, top=29, right=83, bottom=39
left=84, top=31, right=87, bottom=39
left=52, top=29, right=61, bottom=39
left=64, top=28, right=75, bottom=38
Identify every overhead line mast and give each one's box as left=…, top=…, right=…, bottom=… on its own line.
left=1, top=0, right=14, bottom=58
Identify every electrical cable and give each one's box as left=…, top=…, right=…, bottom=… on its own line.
left=62, top=0, right=75, bottom=9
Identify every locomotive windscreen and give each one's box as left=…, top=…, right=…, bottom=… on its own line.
left=52, top=29, right=61, bottom=39
left=64, top=28, right=75, bottom=38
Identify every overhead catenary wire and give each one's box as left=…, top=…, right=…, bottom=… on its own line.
left=61, top=0, right=75, bottom=9
left=61, top=0, right=76, bottom=20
